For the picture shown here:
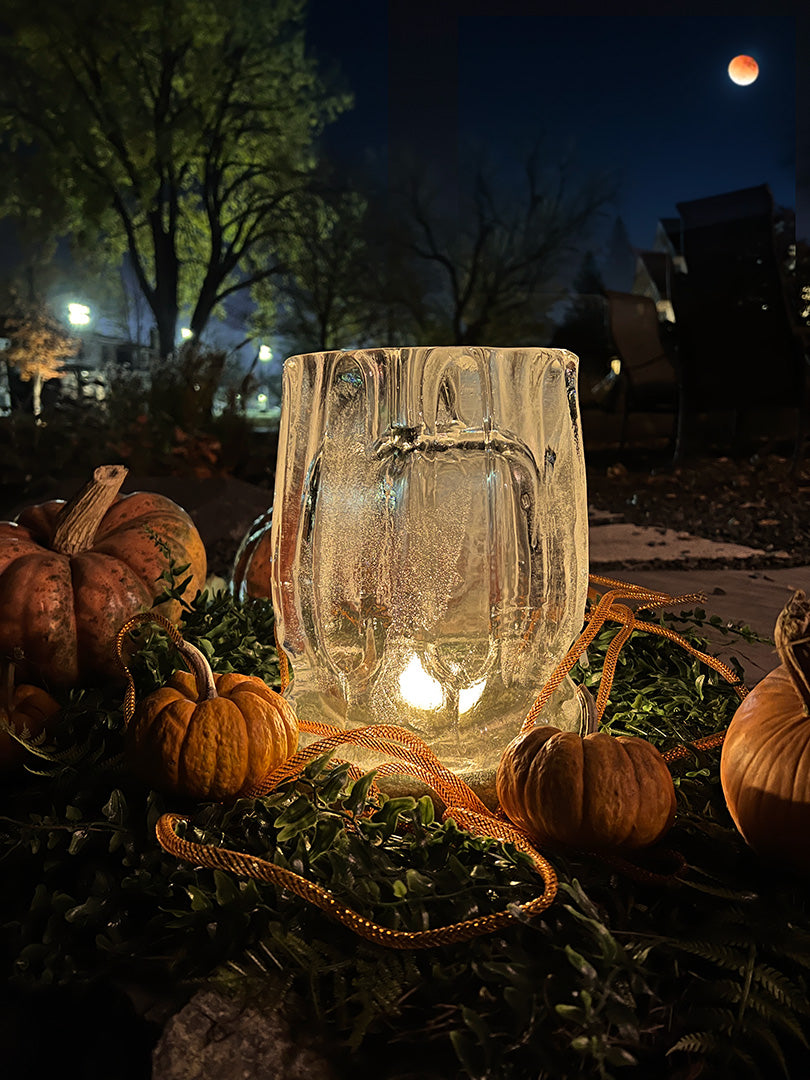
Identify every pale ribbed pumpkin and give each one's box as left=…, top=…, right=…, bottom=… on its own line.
left=230, top=507, right=273, bottom=601
left=126, top=630, right=298, bottom=800
left=496, top=702, right=676, bottom=852
left=0, top=465, right=207, bottom=687
left=0, top=666, right=61, bottom=771
left=720, top=590, right=810, bottom=873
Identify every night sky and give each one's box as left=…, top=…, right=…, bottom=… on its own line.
left=307, top=3, right=804, bottom=252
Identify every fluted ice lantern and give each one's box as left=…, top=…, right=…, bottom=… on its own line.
left=270, top=347, right=589, bottom=799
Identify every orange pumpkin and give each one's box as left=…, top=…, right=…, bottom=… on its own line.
left=496, top=701, right=676, bottom=852
left=0, top=465, right=206, bottom=687
left=126, top=628, right=298, bottom=800
left=231, top=507, right=273, bottom=601
left=0, top=666, right=61, bottom=770
left=720, top=590, right=810, bottom=872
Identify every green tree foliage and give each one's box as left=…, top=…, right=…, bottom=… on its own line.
left=0, top=0, right=350, bottom=359
left=392, top=146, right=617, bottom=346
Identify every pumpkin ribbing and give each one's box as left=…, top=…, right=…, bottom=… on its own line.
left=720, top=590, right=810, bottom=872
left=124, top=619, right=298, bottom=801
left=0, top=466, right=206, bottom=687
left=497, top=692, right=676, bottom=852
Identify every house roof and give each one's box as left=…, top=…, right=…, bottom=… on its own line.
left=676, top=184, right=774, bottom=231
left=636, top=251, right=670, bottom=297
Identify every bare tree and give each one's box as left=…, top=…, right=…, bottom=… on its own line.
left=392, top=146, right=617, bottom=345
left=270, top=183, right=427, bottom=353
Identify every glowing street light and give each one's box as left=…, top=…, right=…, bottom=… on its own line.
left=67, top=303, right=91, bottom=326
left=180, top=327, right=193, bottom=340
left=258, top=344, right=272, bottom=361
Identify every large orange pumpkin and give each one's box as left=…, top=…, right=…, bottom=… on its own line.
left=720, top=590, right=810, bottom=873
left=0, top=465, right=207, bottom=687
left=125, top=627, right=298, bottom=800
left=496, top=710, right=676, bottom=852
left=231, top=507, right=273, bottom=601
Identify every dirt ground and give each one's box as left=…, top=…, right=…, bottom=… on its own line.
left=585, top=449, right=809, bottom=570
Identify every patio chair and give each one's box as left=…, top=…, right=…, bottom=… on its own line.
left=604, top=290, right=683, bottom=459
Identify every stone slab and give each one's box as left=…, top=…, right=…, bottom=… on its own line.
left=594, top=565, right=809, bottom=685
left=588, top=521, right=788, bottom=565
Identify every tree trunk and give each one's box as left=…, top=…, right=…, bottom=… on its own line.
left=148, top=213, right=180, bottom=361
left=156, top=310, right=178, bottom=361
left=32, top=372, right=42, bottom=422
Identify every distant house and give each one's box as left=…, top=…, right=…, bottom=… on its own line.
left=632, top=251, right=675, bottom=323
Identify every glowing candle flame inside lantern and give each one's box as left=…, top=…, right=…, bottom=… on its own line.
left=459, top=679, right=487, bottom=715
left=399, top=654, right=443, bottom=711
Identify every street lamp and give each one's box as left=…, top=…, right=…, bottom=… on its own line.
left=259, top=344, right=272, bottom=362
left=67, top=303, right=91, bottom=326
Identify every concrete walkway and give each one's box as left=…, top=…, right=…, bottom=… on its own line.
left=588, top=510, right=807, bottom=683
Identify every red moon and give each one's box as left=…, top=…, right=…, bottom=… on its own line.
left=728, top=55, right=759, bottom=86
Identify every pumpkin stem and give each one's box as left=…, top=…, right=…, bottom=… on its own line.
left=177, top=638, right=218, bottom=702
left=775, top=590, right=810, bottom=713
left=51, top=465, right=129, bottom=555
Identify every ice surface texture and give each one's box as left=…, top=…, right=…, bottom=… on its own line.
left=270, top=347, right=589, bottom=789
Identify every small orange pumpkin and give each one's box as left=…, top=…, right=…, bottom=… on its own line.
left=231, top=507, right=273, bottom=601
left=0, top=465, right=207, bottom=687
left=126, top=627, right=298, bottom=800
left=0, top=665, right=61, bottom=771
left=720, top=590, right=810, bottom=873
left=496, top=697, right=676, bottom=852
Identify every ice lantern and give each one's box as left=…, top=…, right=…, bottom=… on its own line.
left=270, top=347, right=589, bottom=799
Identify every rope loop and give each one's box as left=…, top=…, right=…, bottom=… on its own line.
left=130, top=575, right=747, bottom=949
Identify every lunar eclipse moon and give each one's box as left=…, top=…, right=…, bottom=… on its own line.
left=728, top=54, right=759, bottom=85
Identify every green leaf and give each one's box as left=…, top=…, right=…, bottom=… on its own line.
left=564, top=945, right=598, bottom=983
left=102, top=789, right=128, bottom=825
left=449, top=1029, right=486, bottom=1075
left=185, top=885, right=213, bottom=913
left=274, top=795, right=318, bottom=842
left=213, top=869, right=240, bottom=907
left=555, top=1003, right=587, bottom=1022
left=416, top=795, right=435, bottom=825
left=667, top=1032, right=718, bottom=1055
left=68, top=828, right=89, bottom=855
left=343, top=770, right=377, bottom=815
left=64, top=896, right=106, bottom=925
left=605, top=1045, right=638, bottom=1067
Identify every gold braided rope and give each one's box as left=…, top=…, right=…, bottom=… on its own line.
left=155, top=810, right=557, bottom=949
left=117, top=574, right=749, bottom=949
